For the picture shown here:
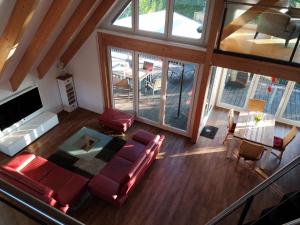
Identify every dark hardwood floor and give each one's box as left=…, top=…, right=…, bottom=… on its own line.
left=0, top=107, right=298, bottom=225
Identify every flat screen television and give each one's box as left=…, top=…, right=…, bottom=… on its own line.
left=0, top=87, right=43, bottom=131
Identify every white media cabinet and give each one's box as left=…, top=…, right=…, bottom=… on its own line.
left=0, top=111, right=59, bottom=156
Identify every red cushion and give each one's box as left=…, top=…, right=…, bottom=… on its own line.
left=117, top=140, right=147, bottom=161
left=4, top=152, right=36, bottom=171
left=273, top=136, right=284, bottom=149
left=19, top=156, right=57, bottom=181
left=88, top=174, right=120, bottom=200
left=0, top=167, right=54, bottom=197
left=132, top=130, right=158, bottom=145
left=100, top=156, right=133, bottom=184
left=99, top=108, right=134, bottom=132
left=40, top=167, right=88, bottom=205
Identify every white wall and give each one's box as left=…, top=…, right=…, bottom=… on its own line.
left=66, top=32, right=104, bottom=114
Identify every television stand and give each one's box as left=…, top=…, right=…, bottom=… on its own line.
left=0, top=111, right=59, bottom=156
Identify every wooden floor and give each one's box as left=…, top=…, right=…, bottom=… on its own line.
left=220, top=26, right=300, bottom=64
left=0, top=107, right=299, bottom=225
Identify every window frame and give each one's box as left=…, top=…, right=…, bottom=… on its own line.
left=102, top=0, right=211, bottom=46
left=216, top=68, right=300, bottom=127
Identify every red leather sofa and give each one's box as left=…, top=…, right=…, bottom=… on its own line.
left=98, top=108, right=134, bottom=133
left=0, top=152, right=88, bottom=213
left=88, top=130, right=165, bottom=207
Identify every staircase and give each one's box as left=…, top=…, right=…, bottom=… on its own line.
left=245, top=191, right=300, bottom=225
left=206, top=156, right=300, bottom=225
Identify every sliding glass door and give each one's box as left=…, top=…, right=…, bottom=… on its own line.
left=164, top=61, right=196, bottom=131
left=217, top=67, right=300, bottom=126
left=218, top=69, right=255, bottom=110
left=109, top=47, right=198, bottom=135
left=110, top=48, right=134, bottom=113
left=137, top=54, right=163, bottom=122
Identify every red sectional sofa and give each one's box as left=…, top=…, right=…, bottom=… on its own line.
left=0, top=152, right=88, bottom=213
left=88, top=130, right=165, bottom=207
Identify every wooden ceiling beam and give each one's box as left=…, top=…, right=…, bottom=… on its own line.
left=101, top=33, right=206, bottom=64
left=60, top=0, right=117, bottom=66
left=37, top=0, right=97, bottom=79
left=212, top=53, right=300, bottom=83
left=221, top=0, right=280, bottom=41
left=9, top=0, right=70, bottom=91
left=0, top=0, right=37, bottom=76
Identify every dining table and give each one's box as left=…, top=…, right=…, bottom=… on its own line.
left=233, top=111, right=276, bottom=169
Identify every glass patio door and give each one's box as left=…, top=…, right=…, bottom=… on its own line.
left=137, top=53, right=163, bottom=123
left=109, top=47, right=198, bottom=135
left=163, top=60, right=196, bottom=131
left=218, top=68, right=255, bottom=110
left=110, top=48, right=134, bottom=113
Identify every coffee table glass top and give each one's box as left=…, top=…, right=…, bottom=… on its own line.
left=59, top=127, right=113, bottom=160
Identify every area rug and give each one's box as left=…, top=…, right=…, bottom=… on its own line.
left=200, top=125, right=218, bottom=139
left=48, top=127, right=126, bottom=178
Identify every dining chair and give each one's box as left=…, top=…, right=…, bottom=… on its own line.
left=272, top=126, right=297, bottom=162
left=247, top=99, right=266, bottom=112
left=223, top=108, right=236, bottom=144
left=236, top=141, right=265, bottom=167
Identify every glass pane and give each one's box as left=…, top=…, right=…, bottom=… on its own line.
left=138, top=0, right=166, bottom=33
left=138, top=54, right=163, bottom=122
left=110, top=48, right=133, bottom=113
left=113, top=2, right=132, bottom=28
left=220, top=69, right=254, bottom=108
left=172, top=0, right=207, bottom=39
left=289, top=0, right=300, bottom=8
left=165, top=61, right=196, bottom=131
left=204, top=67, right=216, bottom=117
left=253, top=76, right=288, bottom=115
left=219, top=3, right=298, bottom=62
left=283, top=82, right=300, bottom=121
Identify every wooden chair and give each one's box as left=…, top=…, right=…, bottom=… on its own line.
left=247, top=99, right=266, bottom=112
left=236, top=141, right=265, bottom=167
left=272, top=126, right=297, bottom=162
left=223, top=109, right=236, bottom=144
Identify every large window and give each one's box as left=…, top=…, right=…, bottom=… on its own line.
left=137, top=54, right=163, bottom=122
left=253, top=76, right=288, bottom=115
left=219, top=69, right=254, bottom=109
left=283, top=82, right=300, bottom=122
left=105, top=0, right=209, bottom=44
left=109, top=47, right=198, bottom=135
left=172, top=0, right=206, bottom=39
left=164, top=61, right=196, bottom=130
left=138, top=0, right=167, bottom=34
left=217, top=67, right=300, bottom=126
left=110, top=48, right=134, bottom=113
left=113, top=2, right=133, bottom=28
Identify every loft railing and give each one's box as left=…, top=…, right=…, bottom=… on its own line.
left=216, top=0, right=300, bottom=66
left=206, top=155, right=300, bottom=225
left=0, top=179, right=84, bottom=225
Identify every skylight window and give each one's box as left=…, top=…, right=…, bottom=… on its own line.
left=113, top=2, right=133, bottom=28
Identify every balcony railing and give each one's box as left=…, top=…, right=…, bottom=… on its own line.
left=206, top=155, right=300, bottom=225
left=216, top=0, right=300, bottom=66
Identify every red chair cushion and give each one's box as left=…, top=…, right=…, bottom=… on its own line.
left=132, top=130, right=157, bottom=145
left=99, top=108, right=134, bottom=132
left=273, top=136, right=284, bottom=149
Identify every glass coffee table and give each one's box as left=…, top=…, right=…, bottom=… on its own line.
left=49, top=127, right=125, bottom=177
left=59, top=127, right=113, bottom=159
